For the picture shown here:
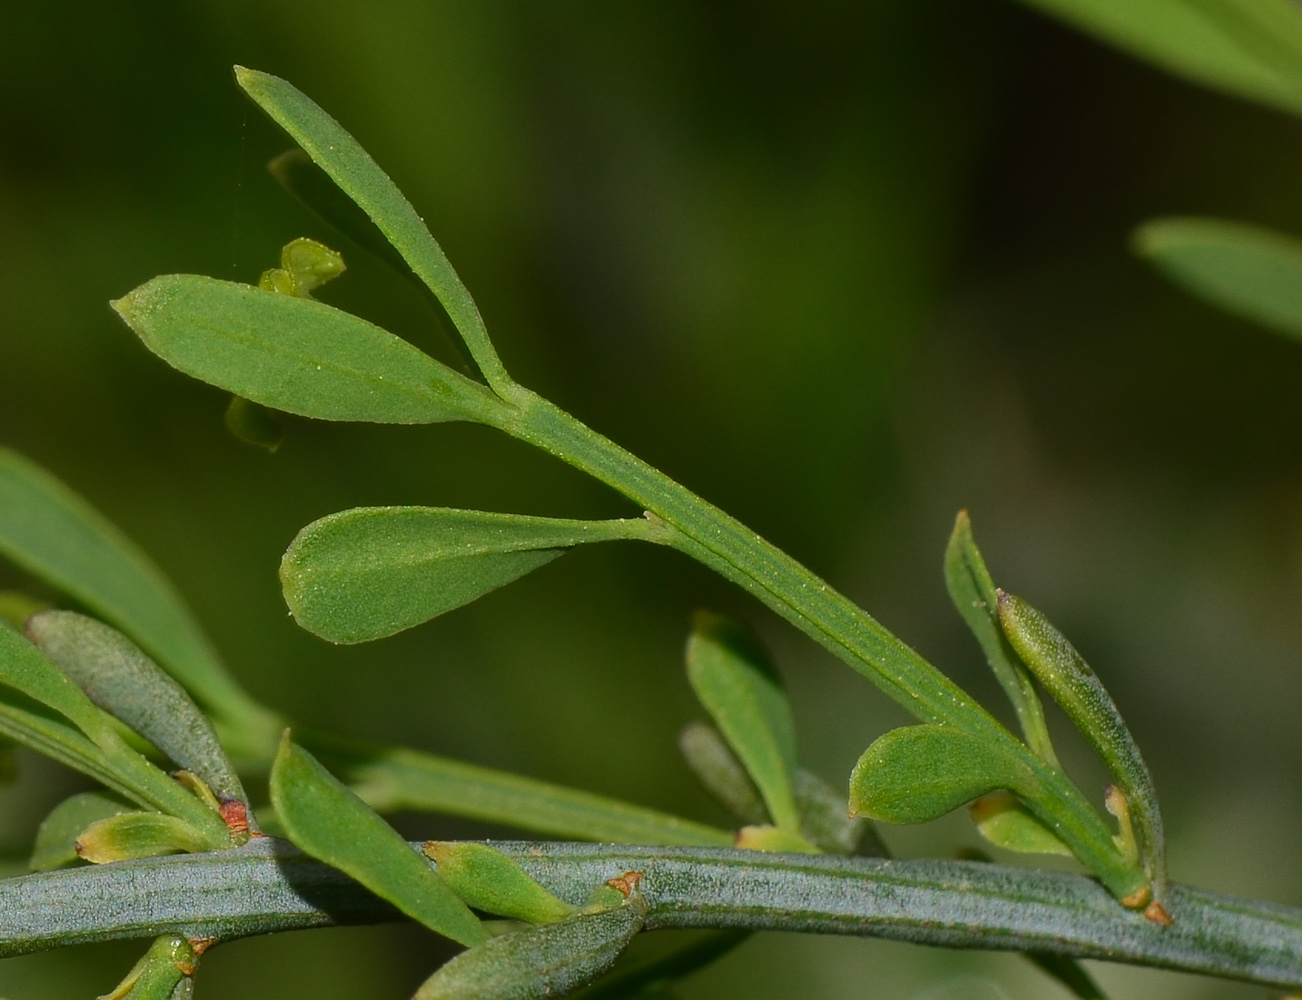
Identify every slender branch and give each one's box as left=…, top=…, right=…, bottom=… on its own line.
left=3, top=840, right=1300, bottom=990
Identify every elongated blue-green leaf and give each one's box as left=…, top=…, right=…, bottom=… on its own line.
left=27, top=611, right=247, bottom=808
left=677, top=721, right=767, bottom=826
left=414, top=895, right=646, bottom=1000
left=0, top=625, right=228, bottom=842
left=269, top=734, right=487, bottom=946
left=0, top=448, right=279, bottom=758
left=30, top=790, right=134, bottom=872
left=1015, top=0, right=1302, bottom=117
left=281, top=507, right=665, bottom=643
left=1134, top=217, right=1302, bottom=340
left=113, top=275, right=501, bottom=427
left=944, top=512, right=1058, bottom=767
left=423, top=842, right=575, bottom=925
left=685, top=613, right=801, bottom=833
left=234, top=66, right=510, bottom=390
left=970, top=791, right=1073, bottom=858
left=101, top=934, right=195, bottom=1000
left=849, top=724, right=1034, bottom=825
left=997, top=592, right=1166, bottom=900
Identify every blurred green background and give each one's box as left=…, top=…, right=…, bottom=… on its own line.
left=3, top=1, right=1302, bottom=997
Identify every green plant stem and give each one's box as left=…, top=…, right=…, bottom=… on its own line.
left=488, top=387, right=1142, bottom=899
left=2, top=841, right=1300, bottom=990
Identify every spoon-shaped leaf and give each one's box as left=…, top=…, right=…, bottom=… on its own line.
left=849, top=724, right=1034, bottom=825
left=281, top=507, right=665, bottom=644
left=1014, top=0, right=1302, bottom=118
left=685, top=613, right=801, bottom=833
left=0, top=448, right=279, bottom=758
left=30, top=790, right=134, bottom=871
left=234, top=66, right=510, bottom=390
left=944, top=512, right=1058, bottom=768
left=27, top=611, right=248, bottom=809
left=113, top=275, right=502, bottom=426
left=997, top=591, right=1166, bottom=900
left=269, top=733, right=487, bottom=947
left=1134, top=217, right=1302, bottom=340
left=414, top=894, right=646, bottom=1000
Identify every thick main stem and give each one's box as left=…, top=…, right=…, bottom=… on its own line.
left=490, top=388, right=1145, bottom=899
left=3, top=842, right=1300, bottom=989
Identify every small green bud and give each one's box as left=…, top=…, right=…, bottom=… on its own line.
left=422, top=842, right=576, bottom=925
left=76, top=811, right=214, bottom=864
left=258, top=237, right=346, bottom=299
left=969, top=791, right=1072, bottom=857
left=99, top=934, right=196, bottom=1000
left=734, top=825, right=820, bottom=854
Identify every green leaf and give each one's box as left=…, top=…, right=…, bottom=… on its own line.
left=307, top=735, right=734, bottom=847
left=849, top=724, right=1034, bottom=825
left=100, top=935, right=196, bottom=1000
left=997, top=591, right=1166, bottom=899
left=794, top=769, right=887, bottom=858
left=281, top=507, right=664, bottom=643
left=677, top=721, right=768, bottom=826
left=423, top=842, right=576, bottom=924
left=112, top=275, right=502, bottom=426
left=30, top=790, right=134, bottom=872
left=733, top=825, right=819, bottom=853
left=1134, top=217, right=1302, bottom=340
left=0, top=448, right=280, bottom=758
left=565, top=929, right=749, bottom=1000
left=685, top=613, right=801, bottom=832
left=26, top=611, right=248, bottom=808
left=944, top=512, right=1057, bottom=767
left=970, top=791, right=1073, bottom=857
left=269, top=733, right=488, bottom=946
left=75, top=811, right=215, bottom=864
left=414, top=895, right=647, bottom=1000
left=0, top=591, right=48, bottom=630
left=234, top=66, right=511, bottom=390
left=0, top=623, right=228, bottom=843
left=1026, top=952, right=1110, bottom=1000
left=1014, top=0, right=1302, bottom=117
left=223, top=396, right=283, bottom=452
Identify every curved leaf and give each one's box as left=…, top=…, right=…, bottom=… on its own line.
left=677, top=721, right=767, bottom=826
left=971, top=791, right=1073, bottom=857
left=0, top=448, right=279, bottom=756
left=75, top=812, right=214, bottom=864
left=1134, top=217, right=1302, bottom=339
left=113, top=275, right=501, bottom=426
left=685, top=613, right=800, bottom=832
left=30, top=790, right=134, bottom=872
left=269, top=734, right=487, bottom=946
left=281, top=507, right=663, bottom=643
left=423, top=842, right=575, bottom=924
left=849, top=724, right=1033, bottom=825
left=234, top=67, right=510, bottom=390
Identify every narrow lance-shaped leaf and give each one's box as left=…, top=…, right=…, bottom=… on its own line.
left=1134, top=217, right=1302, bottom=341
left=234, top=66, right=511, bottom=391
left=0, top=624, right=228, bottom=844
left=27, top=611, right=249, bottom=809
left=997, top=591, right=1167, bottom=903
left=113, top=275, right=503, bottom=426
left=685, top=613, right=803, bottom=835
left=0, top=448, right=279, bottom=758
left=423, top=842, right=576, bottom=925
left=76, top=811, right=216, bottom=865
left=849, top=724, right=1036, bottom=825
left=1012, top=0, right=1302, bottom=118
left=944, top=512, right=1058, bottom=768
left=281, top=508, right=668, bottom=644
left=269, top=733, right=487, bottom=947
left=678, top=721, right=768, bottom=826
left=414, top=893, right=647, bottom=1000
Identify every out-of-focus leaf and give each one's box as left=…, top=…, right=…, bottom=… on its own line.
left=414, top=895, right=646, bottom=1000
left=113, top=275, right=501, bottom=426
left=970, top=791, right=1073, bottom=857
left=27, top=611, right=248, bottom=807
left=685, top=613, right=801, bottom=832
left=1134, top=217, right=1302, bottom=339
left=75, top=811, right=214, bottom=864
left=1014, top=0, right=1302, bottom=117
left=794, top=768, right=887, bottom=857
left=0, top=448, right=279, bottom=757
left=997, top=591, right=1166, bottom=898
left=677, top=721, right=767, bottom=826
left=733, top=825, right=819, bottom=853
left=309, top=735, right=734, bottom=847
left=0, top=591, right=48, bottom=630
left=269, top=734, right=487, bottom=946
left=566, top=929, right=749, bottom=1000
left=234, top=66, right=510, bottom=389
left=223, top=396, right=283, bottom=452
left=30, top=790, right=134, bottom=871
left=100, top=934, right=196, bottom=1000
left=423, top=842, right=576, bottom=924
left=1026, top=953, right=1110, bottom=999
left=944, top=512, right=1057, bottom=767
left=0, top=624, right=228, bottom=842
left=849, top=724, right=1033, bottom=824
left=281, top=508, right=662, bottom=644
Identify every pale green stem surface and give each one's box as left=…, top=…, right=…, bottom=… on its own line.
left=1, top=841, right=1300, bottom=990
